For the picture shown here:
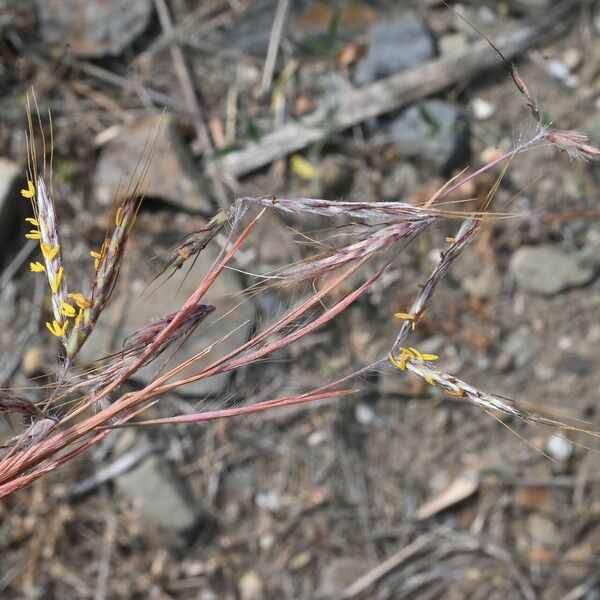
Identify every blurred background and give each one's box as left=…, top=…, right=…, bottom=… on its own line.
left=0, top=0, right=599, bottom=598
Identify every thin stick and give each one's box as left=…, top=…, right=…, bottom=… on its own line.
left=259, top=0, right=290, bottom=95
left=153, top=0, right=231, bottom=208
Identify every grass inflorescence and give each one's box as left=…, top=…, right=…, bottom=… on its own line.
left=0, top=62, right=599, bottom=499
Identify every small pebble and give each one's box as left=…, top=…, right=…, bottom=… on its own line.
left=255, top=490, right=280, bottom=512
left=562, top=48, right=581, bottom=71
left=21, top=347, right=44, bottom=377
left=527, top=514, right=562, bottom=549
left=546, top=434, right=573, bottom=462
left=438, top=32, right=469, bottom=56
left=355, top=403, right=376, bottom=425
left=238, top=571, right=264, bottom=600
left=307, top=429, right=329, bottom=446
left=259, top=533, right=275, bottom=552
left=480, top=146, right=504, bottom=164
left=471, top=98, right=496, bottom=120
left=288, top=551, right=312, bottom=571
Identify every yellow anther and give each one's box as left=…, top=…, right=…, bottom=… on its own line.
left=423, top=374, right=436, bottom=385
left=20, top=180, right=35, bottom=198
left=409, top=346, right=424, bottom=360
left=115, top=206, right=124, bottom=227
left=68, top=293, right=92, bottom=309
left=40, top=243, right=60, bottom=261
left=445, top=388, right=465, bottom=397
left=398, top=347, right=416, bottom=359
left=399, top=353, right=409, bottom=370
left=395, top=312, right=415, bottom=321
left=388, top=353, right=404, bottom=370
left=75, top=308, right=84, bottom=327
left=50, top=266, right=63, bottom=294
left=59, top=302, right=77, bottom=318
left=25, top=217, right=39, bottom=226
left=30, top=261, right=45, bottom=273
left=25, top=230, right=41, bottom=240
left=408, top=347, right=438, bottom=362
left=91, top=241, right=108, bottom=269
left=46, top=319, right=69, bottom=337
left=445, top=236, right=456, bottom=243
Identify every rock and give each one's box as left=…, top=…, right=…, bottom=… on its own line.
left=251, top=210, right=298, bottom=268
left=288, top=551, right=312, bottom=571
left=116, top=454, right=205, bottom=547
left=35, top=0, right=152, bottom=58
left=545, top=434, right=573, bottom=462
left=79, top=244, right=254, bottom=397
left=219, top=0, right=311, bottom=53
left=238, top=571, right=264, bottom=600
left=354, top=402, right=376, bottom=425
left=507, top=0, right=552, bottom=14
left=317, top=155, right=355, bottom=199
left=534, top=364, right=555, bottom=382
left=462, top=263, right=502, bottom=299
left=493, top=329, right=535, bottom=373
left=21, top=347, right=45, bottom=377
left=0, top=157, right=21, bottom=245
left=562, top=48, right=581, bottom=71
left=319, top=558, right=365, bottom=595
left=438, top=32, right=469, bottom=56
left=388, top=100, right=470, bottom=173
left=382, top=163, right=419, bottom=199
left=527, top=514, right=562, bottom=549
left=509, top=245, right=594, bottom=296
left=354, top=14, right=435, bottom=86
left=562, top=353, right=591, bottom=375
left=94, top=115, right=211, bottom=213
left=471, top=98, right=496, bottom=121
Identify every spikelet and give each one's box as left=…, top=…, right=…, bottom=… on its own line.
left=21, top=93, right=74, bottom=349
left=65, top=123, right=161, bottom=361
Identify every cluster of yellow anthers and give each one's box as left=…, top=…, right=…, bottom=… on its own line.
left=388, top=347, right=438, bottom=385
left=21, top=180, right=91, bottom=338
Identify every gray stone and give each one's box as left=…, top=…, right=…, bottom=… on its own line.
left=494, top=329, right=536, bottom=373
left=0, top=157, right=21, bottom=246
left=438, top=33, right=469, bottom=56
left=354, top=14, right=435, bottom=86
left=79, top=244, right=254, bottom=397
left=319, top=558, right=365, bottom=595
left=507, top=0, right=552, bottom=14
left=382, top=163, right=419, bottom=199
left=219, top=0, right=309, bottom=53
left=94, top=115, right=211, bottom=213
left=35, top=0, right=152, bottom=58
left=389, top=99, right=470, bottom=173
left=116, top=454, right=203, bottom=546
left=317, top=155, right=355, bottom=199
left=509, top=245, right=595, bottom=296
left=462, top=263, right=502, bottom=299
left=527, top=514, right=562, bottom=548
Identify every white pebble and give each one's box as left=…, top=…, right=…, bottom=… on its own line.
left=546, top=434, right=573, bottom=462
left=472, top=98, right=496, bottom=120
left=354, top=403, right=376, bottom=425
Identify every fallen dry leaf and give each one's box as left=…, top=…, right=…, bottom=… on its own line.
left=416, top=470, right=479, bottom=520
